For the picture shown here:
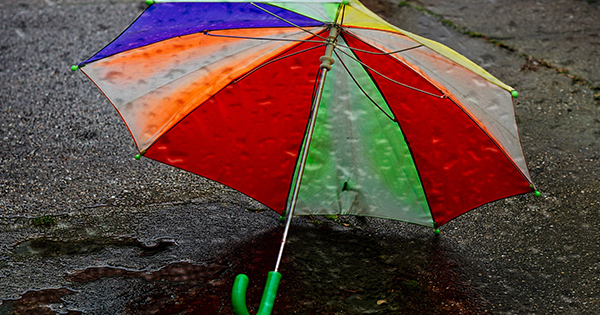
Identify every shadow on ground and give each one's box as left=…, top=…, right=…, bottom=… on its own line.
left=112, top=223, right=481, bottom=314
left=1, top=220, right=482, bottom=314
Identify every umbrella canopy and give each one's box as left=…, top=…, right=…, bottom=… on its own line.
left=73, top=0, right=536, bottom=313
left=74, top=0, right=534, bottom=228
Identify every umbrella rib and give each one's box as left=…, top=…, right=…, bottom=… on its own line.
left=203, top=30, right=326, bottom=44
left=334, top=50, right=397, bottom=122
left=336, top=48, right=445, bottom=99
left=336, top=44, right=424, bottom=55
left=232, top=44, right=327, bottom=84
left=250, top=2, right=327, bottom=40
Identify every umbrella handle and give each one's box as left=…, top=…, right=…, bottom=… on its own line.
left=232, top=271, right=282, bottom=315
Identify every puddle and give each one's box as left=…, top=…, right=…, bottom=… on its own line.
left=0, top=288, right=81, bottom=315
left=3, top=224, right=482, bottom=313
left=89, top=225, right=482, bottom=314
left=12, top=237, right=175, bottom=257
left=121, top=230, right=285, bottom=314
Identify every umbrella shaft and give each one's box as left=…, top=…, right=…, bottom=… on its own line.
left=275, top=67, right=328, bottom=272
left=274, top=26, right=338, bottom=272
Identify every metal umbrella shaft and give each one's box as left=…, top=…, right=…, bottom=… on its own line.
left=275, top=25, right=339, bottom=272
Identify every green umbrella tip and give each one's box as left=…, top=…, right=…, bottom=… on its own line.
left=145, top=0, right=155, bottom=5
left=279, top=215, right=286, bottom=223
left=534, top=190, right=541, bottom=197
left=135, top=150, right=147, bottom=160
left=70, top=64, right=79, bottom=71
left=511, top=90, right=519, bottom=98
left=434, top=228, right=440, bottom=235
left=342, top=0, right=350, bottom=5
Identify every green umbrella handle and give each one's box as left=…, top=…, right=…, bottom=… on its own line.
left=232, top=271, right=282, bottom=315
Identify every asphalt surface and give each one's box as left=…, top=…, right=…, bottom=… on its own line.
left=1, top=0, right=599, bottom=314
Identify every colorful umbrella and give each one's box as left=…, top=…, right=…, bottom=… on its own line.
left=72, top=0, right=537, bottom=313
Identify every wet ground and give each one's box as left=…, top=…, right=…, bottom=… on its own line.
left=1, top=0, right=599, bottom=314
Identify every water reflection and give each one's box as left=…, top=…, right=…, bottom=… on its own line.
left=0, top=288, right=80, bottom=315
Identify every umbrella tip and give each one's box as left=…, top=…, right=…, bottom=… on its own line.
left=145, top=0, right=155, bottom=5
left=70, top=64, right=79, bottom=71
left=511, top=90, right=519, bottom=98
left=134, top=150, right=146, bottom=160
left=530, top=184, right=541, bottom=197
left=434, top=228, right=440, bottom=235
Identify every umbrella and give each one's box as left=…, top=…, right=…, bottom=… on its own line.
left=71, top=0, right=538, bottom=313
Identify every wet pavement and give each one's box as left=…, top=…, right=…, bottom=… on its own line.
left=1, top=0, right=599, bottom=314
